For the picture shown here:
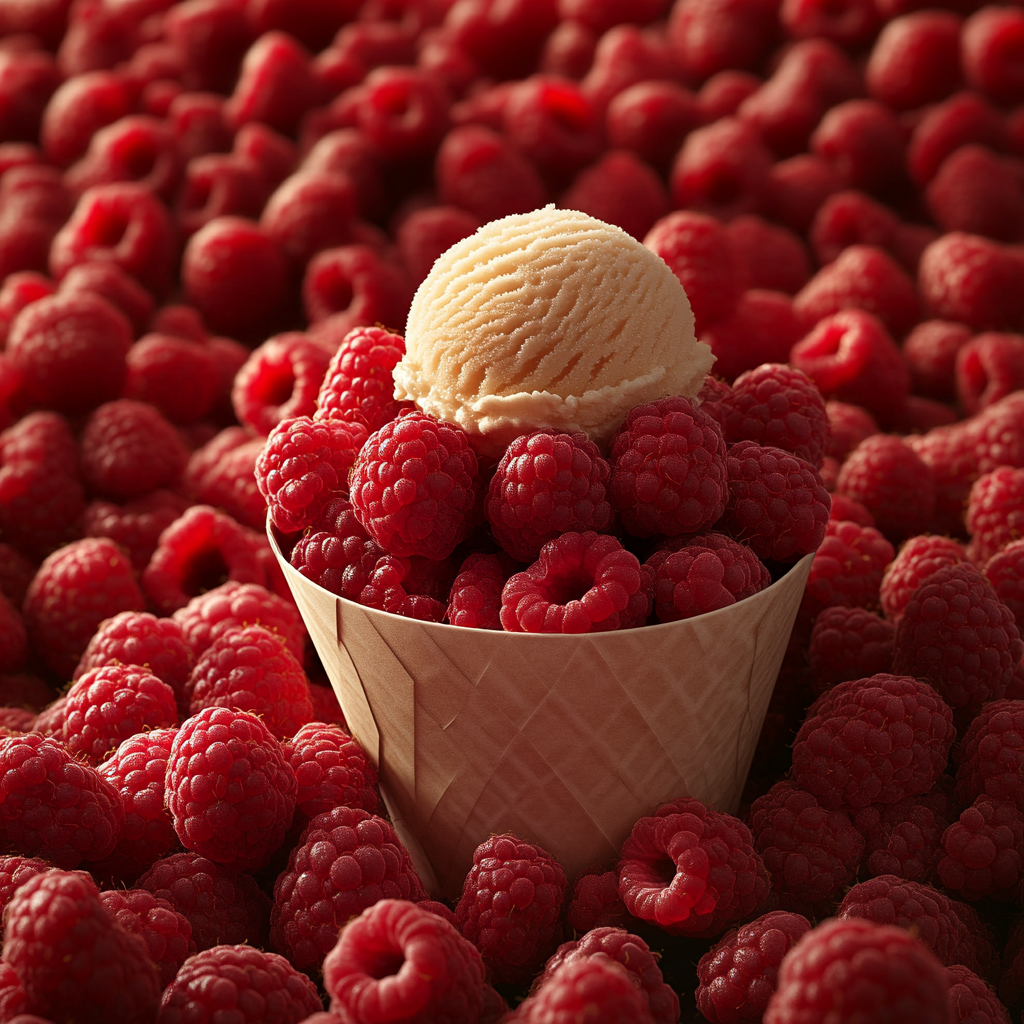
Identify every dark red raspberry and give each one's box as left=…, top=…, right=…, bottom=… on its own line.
left=84, top=489, right=191, bottom=571
left=225, top=31, right=317, bottom=135
left=801, top=518, right=895, bottom=618
left=966, top=467, right=1024, bottom=565
left=40, top=69, right=131, bottom=166
left=175, top=152, right=270, bottom=239
left=927, top=145, right=1024, bottom=244
left=184, top=427, right=267, bottom=532
left=696, top=911, right=812, bottom=1024
left=793, top=673, right=956, bottom=812
left=956, top=332, right=1024, bottom=417
left=349, top=412, right=480, bottom=561
left=617, top=796, right=769, bottom=939
left=396, top=205, right=480, bottom=288
left=945, top=964, right=1010, bottom=1024
left=749, top=780, right=864, bottom=915
left=645, top=533, right=770, bottom=622
left=808, top=189, right=899, bottom=268
left=905, top=424, right=980, bottom=538
left=58, top=260, right=155, bottom=337
left=272, top=805, right=426, bottom=972
left=22, top=537, right=144, bottom=680
left=123, top=333, right=219, bottom=425
left=512, top=956, right=656, bottom=1023
left=0, top=856, right=53, bottom=934
left=580, top=24, right=678, bottom=116
left=3, top=869, right=160, bottom=1024
left=564, top=869, right=627, bottom=934
left=892, top=563, right=1023, bottom=716
left=725, top=216, right=811, bottom=297
left=667, top=0, right=777, bottom=79
left=501, top=532, right=650, bottom=633
left=697, top=70, right=762, bottom=123
left=768, top=154, right=847, bottom=236
left=810, top=99, right=907, bottom=198
left=938, top=795, right=1024, bottom=902
left=986, top=539, right=1024, bottom=625
left=99, top=887, right=195, bottom=988
left=720, top=441, right=831, bottom=562
left=166, top=707, right=296, bottom=872
left=0, top=592, right=26, bottom=675
left=962, top=5, right=1024, bottom=105
left=955, top=699, right=1024, bottom=812
left=184, top=625, right=313, bottom=741
left=1000, top=921, right=1024, bottom=1008
left=446, top=552, right=505, bottom=629
left=605, top=81, right=701, bottom=174
left=881, top=535, right=967, bottom=623
left=808, top=605, right=894, bottom=692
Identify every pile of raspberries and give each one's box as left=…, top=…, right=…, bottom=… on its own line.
left=0, top=0, right=1023, bottom=1018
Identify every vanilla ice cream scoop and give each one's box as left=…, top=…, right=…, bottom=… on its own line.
left=394, top=206, right=715, bottom=456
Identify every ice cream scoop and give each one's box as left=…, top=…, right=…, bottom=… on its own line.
left=394, top=206, right=714, bottom=456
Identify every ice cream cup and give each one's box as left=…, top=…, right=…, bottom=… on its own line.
left=269, top=521, right=813, bottom=899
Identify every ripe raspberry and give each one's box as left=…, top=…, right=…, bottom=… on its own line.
left=0, top=856, right=53, bottom=933
left=137, top=851, right=270, bottom=952
left=184, top=625, right=312, bottom=740
left=937, top=795, right=1024, bottom=902
left=2, top=869, right=160, bottom=1024
left=83, top=489, right=191, bottom=571
left=99, top=887, right=195, bottom=988
left=0, top=544, right=37, bottom=609
left=714, top=364, right=830, bottom=469
left=453, top=833, right=567, bottom=985
left=282, top=721, right=379, bottom=821
left=446, top=552, right=504, bottom=630
left=95, top=728, right=178, bottom=882
left=903, top=320, right=974, bottom=403
left=800, top=519, right=895, bottom=618
left=792, top=674, right=955, bottom=812
left=880, top=535, right=967, bottom=623
left=645, top=533, right=771, bottom=622
left=61, top=663, right=177, bottom=766
left=956, top=332, right=1024, bottom=417
left=617, top=796, right=769, bottom=939
left=955, top=699, right=1024, bottom=813
left=323, top=899, right=488, bottom=1022
left=764, top=917, right=953, bottom=1024
left=396, top=205, right=481, bottom=288
left=124, top=332, right=219, bottom=425
left=184, top=427, right=267, bottom=532
left=271, top=805, right=426, bottom=972
left=695, top=911, right=812, bottom=1024
left=501, top=532, right=650, bottom=633
left=725, top=215, right=811, bottom=296
left=808, top=605, right=894, bottom=692
left=966, top=467, right=1024, bottom=565
left=564, top=869, right=628, bottom=934
left=159, top=945, right=323, bottom=1024
left=986, top=539, right=1024, bottom=625
left=927, top=145, right=1024, bottom=243
left=30, top=695, right=67, bottom=739
left=749, top=780, right=864, bottom=914
left=22, top=536, right=144, bottom=679
left=349, top=412, right=480, bottom=561
left=720, top=441, right=831, bottom=562
left=945, top=964, right=1010, bottom=1024
left=836, top=435, right=936, bottom=544
left=892, top=563, right=1023, bottom=716
left=166, top=707, right=297, bottom=872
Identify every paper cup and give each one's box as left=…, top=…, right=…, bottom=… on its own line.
left=269, top=522, right=813, bottom=899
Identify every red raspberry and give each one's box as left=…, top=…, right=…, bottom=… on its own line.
left=0, top=592, right=26, bottom=675
left=564, top=869, right=627, bottom=934
left=801, top=519, right=894, bottom=618
left=605, top=81, right=701, bottom=174
left=768, top=154, right=847, bottom=236
left=446, top=552, right=505, bottom=629
left=905, top=321, right=974, bottom=404
left=580, top=24, right=678, bottom=116
left=617, top=796, right=769, bottom=939
left=232, top=122, right=297, bottom=189
left=808, top=189, right=899, bottom=267
left=792, top=673, right=955, bottom=812
left=927, top=145, right=1024, bottom=243
left=893, top=563, right=1022, bottom=715
left=3, top=869, right=160, bottom=1024
left=945, top=964, right=1010, bottom=1024
left=966, top=467, right=1024, bottom=565
left=84, top=489, right=191, bottom=572
left=501, top=531, right=650, bottom=633
left=349, top=412, right=480, bottom=561
left=512, top=956, right=656, bottom=1023
left=137, top=851, right=270, bottom=952
left=124, top=333, right=219, bottom=425
left=99, top=887, right=195, bottom=988
left=697, top=69, right=762, bottom=122
left=0, top=856, right=53, bottom=932
left=175, top=152, right=270, bottom=239
left=607, top=396, right=727, bottom=539
left=667, top=0, right=777, bottom=80
left=40, top=70, right=131, bottom=166
left=452, top=833, right=566, bottom=985
left=962, top=5, right=1024, bottom=105
left=59, top=260, right=155, bottom=337
left=256, top=416, right=367, bottom=534
left=30, top=694, right=67, bottom=739
left=166, top=707, right=297, bottom=873
left=938, top=795, right=1024, bottom=901
left=395, top=205, right=479, bottom=289
left=956, top=332, right=1024, bottom=417
left=880, top=535, right=966, bottom=623
left=695, top=911, right=812, bottom=1024
left=986, top=539, right=1024, bottom=625
left=184, top=625, right=313, bottom=741
left=955, top=699, right=1024, bottom=812
left=184, top=428, right=267, bottom=532
left=645, top=533, right=770, bottom=622
left=808, top=606, right=894, bottom=692
left=714, top=364, right=829, bottom=469
left=725, top=216, right=812, bottom=297
left=749, top=781, right=864, bottom=914
left=22, top=537, right=144, bottom=680
left=720, top=441, right=831, bottom=562
left=225, top=31, right=317, bottom=135
left=0, top=732, right=123, bottom=868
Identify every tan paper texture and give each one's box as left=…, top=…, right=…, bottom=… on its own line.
left=270, top=522, right=813, bottom=899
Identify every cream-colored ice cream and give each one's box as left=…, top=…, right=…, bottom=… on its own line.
left=394, top=206, right=714, bottom=456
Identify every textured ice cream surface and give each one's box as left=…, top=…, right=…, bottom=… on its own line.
left=395, top=206, right=714, bottom=456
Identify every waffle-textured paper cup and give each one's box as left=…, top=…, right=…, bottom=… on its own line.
left=269, top=522, right=813, bottom=899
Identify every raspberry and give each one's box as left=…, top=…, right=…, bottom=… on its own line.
left=764, top=917, right=953, bottom=1023
left=880, top=534, right=967, bottom=623
left=962, top=5, right=1024, bottom=105
left=927, top=145, right=1024, bottom=244
left=0, top=732, right=123, bottom=867
left=0, top=856, right=53, bottom=932
left=59, top=260, right=155, bottom=337
left=945, top=964, right=1010, bottom=1024
left=801, top=518, right=895, bottom=618
left=667, top=0, right=778, bottom=81
left=605, top=81, right=701, bottom=174
left=808, top=606, right=894, bottom=692
left=792, top=674, right=955, bottom=812
left=349, top=412, right=481, bottom=561
left=954, top=699, right=1024, bottom=812
left=160, top=945, right=323, bottom=1024
left=607, top=396, right=727, bottom=539
left=714, top=364, right=829, bottom=469
left=0, top=592, right=26, bottom=675
left=184, top=428, right=267, bottom=532
left=84, top=489, right=191, bottom=572
left=695, top=911, right=812, bottom=1024
left=123, top=333, right=219, bottom=425
left=986, top=539, right=1024, bottom=625
left=99, top=887, right=195, bottom=988
left=453, top=833, right=566, bottom=985
left=956, top=332, right=1024, bottom=417
left=564, top=869, right=628, bottom=934
left=2, top=870, right=160, bottom=1024
left=166, top=707, right=297, bottom=872
left=95, top=728, right=178, bottom=882
left=396, top=205, right=481, bottom=287
left=617, top=796, right=769, bottom=938
left=937, top=795, right=1024, bottom=902
left=892, top=563, right=1022, bottom=716
left=137, top=851, right=270, bottom=952
left=30, top=695, right=67, bottom=739
left=282, top=721, right=379, bottom=821
left=501, top=531, right=650, bottom=633
left=645, top=533, right=771, bottom=622
left=808, top=189, right=899, bottom=267
left=720, top=441, right=831, bottom=562
left=725, top=216, right=812, bottom=296
left=176, top=153, right=270, bottom=239
left=446, top=552, right=505, bottom=629
left=184, top=625, right=313, bottom=741
left=581, top=24, right=678, bottom=116
left=966, top=467, right=1024, bottom=565
left=40, top=70, right=131, bottom=166
left=225, top=31, right=317, bottom=135
left=697, top=70, right=762, bottom=122
left=271, top=804, right=426, bottom=971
